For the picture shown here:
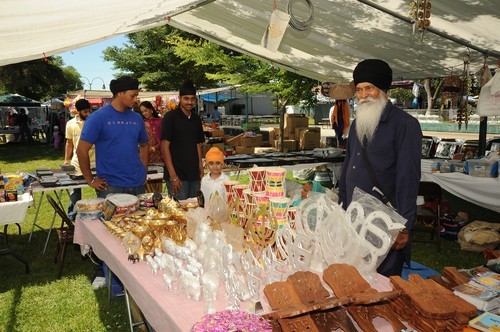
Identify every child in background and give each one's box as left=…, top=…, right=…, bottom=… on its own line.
left=201, top=147, right=230, bottom=203
left=53, top=125, right=61, bottom=150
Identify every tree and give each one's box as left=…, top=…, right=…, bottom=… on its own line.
left=102, top=26, right=220, bottom=91
left=169, top=35, right=317, bottom=113
left=169, top=34, right=317, bottom=151
left=0, top=56, right=82, bottom=100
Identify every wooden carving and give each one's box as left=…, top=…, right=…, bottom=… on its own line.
left=323, top=264, right=405, bottom=332
left=264, top=270, right=357, bottom=332
left=389, top=274, right=477, bottom=331
left=264, top=281, right=310, bottom=319
left=310, top=310, right=358, bottom=332
left=277, top=316, right=319, bottom=332
left=287, top=271, right=357, bottom=331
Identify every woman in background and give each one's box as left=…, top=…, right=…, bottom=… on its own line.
left=140, top=101, right=163, bottom=164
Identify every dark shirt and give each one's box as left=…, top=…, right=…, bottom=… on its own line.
left=339, top=101, right=422, bottom=229
left=161, top=108, right=205, bottom=181
left=17, top=113, right=30, bottom=127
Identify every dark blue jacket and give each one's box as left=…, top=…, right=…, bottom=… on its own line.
left=340, top=101, right=422, bottom=224
left=339, top=101, right=422, bottom=268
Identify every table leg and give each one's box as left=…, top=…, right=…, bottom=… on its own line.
left=1, top=225, right=30, bottom=273
left=28, top=191, right=45, bottom=242
left=42, top=190, right=64, bottom=254
left=125, top=288, right=149, bottom=332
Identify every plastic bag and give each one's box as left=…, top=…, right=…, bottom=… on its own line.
left=458, top=220, right=500, bottom=252
left=292, top=168, right=314, bottom=181
left=477, top=69, right=500, bottom=116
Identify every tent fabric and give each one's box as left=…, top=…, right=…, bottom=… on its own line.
left=0, top=94, right=41, bottom=107
left=1, top=0, right=499, bottom=82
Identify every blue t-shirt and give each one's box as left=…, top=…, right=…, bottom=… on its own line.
left=80, top=104, right=148, bottom=187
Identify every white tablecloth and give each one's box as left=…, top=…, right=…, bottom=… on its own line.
left=421, top=172, right=500, bottom=213
left=0, top=193, right=34, bottom=226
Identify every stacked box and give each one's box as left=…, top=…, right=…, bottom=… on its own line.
left=299, top=130, right=321, bottom=150
left=240, top=134, right=263, bottom=147
left=284, top=114, right=309, bottom=139
left=235, top=146, right=255, bottom=154
left=275, top=139, right=297, bottom=151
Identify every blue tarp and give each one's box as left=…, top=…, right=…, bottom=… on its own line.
left=200, top=93, right=232, bottom=103
left=402, top=260, right=439, bottom=280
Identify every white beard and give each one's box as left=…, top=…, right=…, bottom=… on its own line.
left=355, top=93, right=387, bottom=144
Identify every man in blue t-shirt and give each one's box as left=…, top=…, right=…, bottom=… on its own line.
left=77, top=76, right=149, bottom=198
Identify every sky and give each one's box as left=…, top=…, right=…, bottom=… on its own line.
left=58, top=35, right=127, bottom=91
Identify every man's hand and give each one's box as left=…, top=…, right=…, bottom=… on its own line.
left=88, top=176, right=108, bottom=191
left=392, top=229, right=409, bottom=250
left=170, top=177, right=182, bottom=195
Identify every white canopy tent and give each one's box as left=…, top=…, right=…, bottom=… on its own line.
left=1, top=0, right=499, bottom=82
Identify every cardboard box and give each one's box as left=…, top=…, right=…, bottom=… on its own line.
left=294, top=127, right=309, bottom=141
left=4, top=174, right=23, bottom=193
left=275, top=139, right=297, bottom=151
left=201, top=142, right=225, bottom=157
left=268, top=128, right=277, bottom=142
left=209, top=129, right=225, bottom=137
left=254, top=147, right=278, bottom=154
left=235, top=146, right=255, bottom=154
left=240, top=134, right=263, bottom=147
left=300, top=130, right=321, bottom=150
left=284, top=114, right=309, bottom=138
left=226, top=133, right=244, bottom=147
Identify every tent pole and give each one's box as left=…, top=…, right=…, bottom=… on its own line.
left=478, top=117, right=487, bottom=157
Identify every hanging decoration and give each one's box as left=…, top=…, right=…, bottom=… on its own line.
left=441, top=67, right=462, bottom=112
left=261, top=1, right=290, bottom=52
left=287, top=0, right=314, bottom=31
left=320, top=81, right=335, bottom=97
left=330, top=100, right=351, bottom=148
left=409, top=0, right=432, bottom=41
left=457, top=51, right=471, bottom=130
left=477, top=58, right=500, bottom=117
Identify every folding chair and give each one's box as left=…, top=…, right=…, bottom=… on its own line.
left=412, top=181, right=442, bottom=252
left=46, top=194, right=75, bottom=278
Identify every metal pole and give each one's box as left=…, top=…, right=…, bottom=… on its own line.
left=356, top=0, right=500, bottom=58
left=478, top=117, right=487, bottom=157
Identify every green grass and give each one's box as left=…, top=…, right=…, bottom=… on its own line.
left=0, top=142, right=497, bottom=330
left=1, top=142, right=130, bottom=331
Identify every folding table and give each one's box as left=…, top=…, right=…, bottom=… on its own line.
left=0, top=192, right=34, bottom=273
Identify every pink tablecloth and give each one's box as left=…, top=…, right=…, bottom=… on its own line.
left=74, top=219, right=404, bottom=331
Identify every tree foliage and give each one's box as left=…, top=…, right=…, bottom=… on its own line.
left=102, top=26, right=220, bottom=91
left=0, top=56, right=82, bottom=100
left=102, top=25, right=317, bottom=112
left=169, top=35, right=317, bottom=113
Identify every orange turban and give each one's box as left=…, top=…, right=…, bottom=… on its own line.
left=205, top=147, right=224, bottom=163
